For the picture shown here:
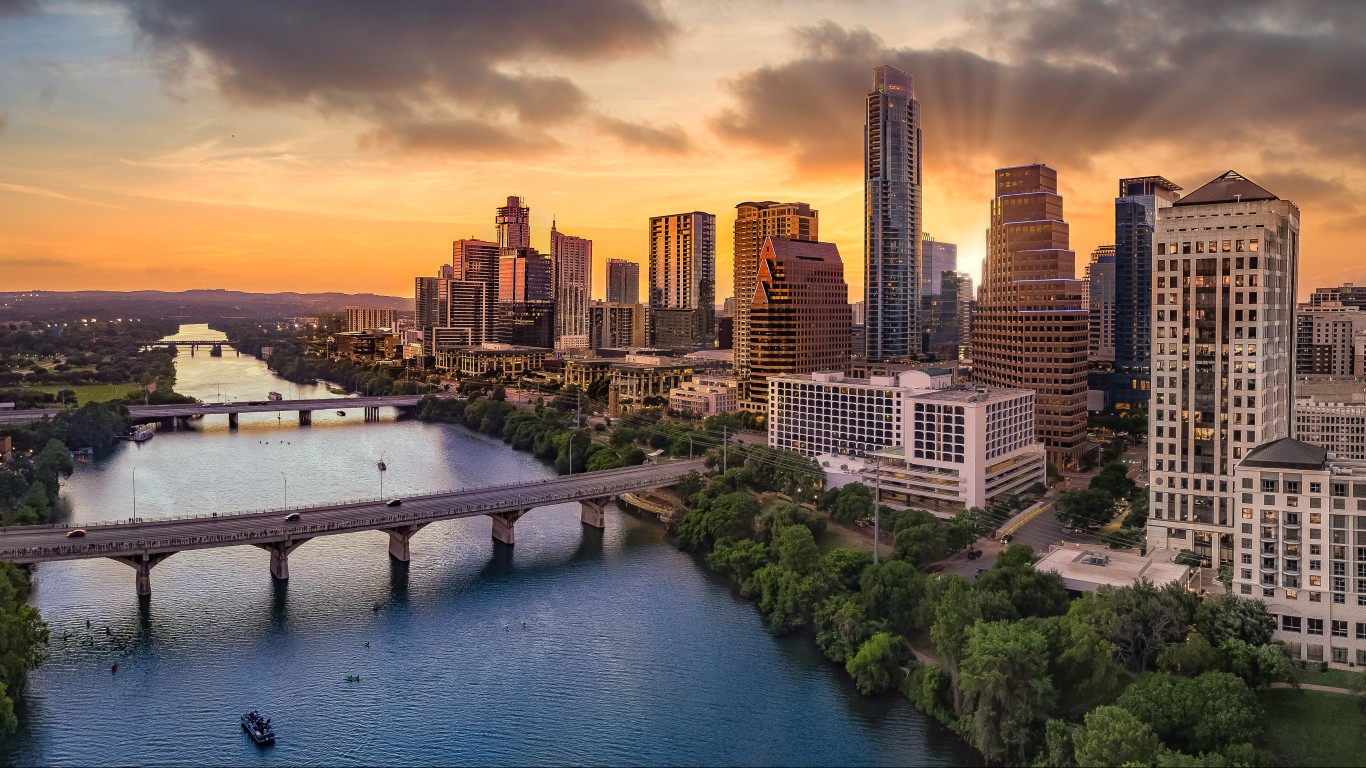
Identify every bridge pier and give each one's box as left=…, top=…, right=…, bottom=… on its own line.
left=384, top=523, right=426, bottom=562
left=111, top=552, right=175, bottom=597
left=228, top=412, right=239, bottom=429
left=298, top=410, right=313, bottom=426
left=255, top=539, right=308, bottom=582
left=364, top=406, right=380, bottom=422
left=489, top=510, right=527, bottom=545
left=580, top=498, right=609, bottom=529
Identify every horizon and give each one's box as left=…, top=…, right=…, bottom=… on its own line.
left=3, top=1, right=1364, bottom=300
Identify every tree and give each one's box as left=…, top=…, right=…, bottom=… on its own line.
left=1071, top=706, right=1162, bottom=768
left=1217, top=638, right=1296, bottom=690
left=753, top=564, right=832, bottom=635
left=675, top=471, right=704, bottom=504
left=1041, top=719, right=1076, bottom=768
left=957, top=620, right=1056, bottom=764
left=892, top=520, right=949, bottom=567
left=1156, top=631, right=1218, bottom=677
left=814, top=594, right=877, bottom=664
left=586, top=449, right=623, bottom=472
left=822, top=547, right=873, bottom=593
left=845, top=632, right=905, bottom=695
left=676, top=492, right=760, bottom=552
left=975, top=564, right=1069, bottom=619
left=757, top=501, right=825, bottom=544
left=1195, top=594, right=1274, bottom=648
left=859, top=560, right=925, bottom=636
left=706, top=538, right=769, bottom=595
left=995, top=543, right=1035, bottom=569
left=1072, top=581, right=1197, bottom=672
left=1054, top=489, right=1115, bottom=529
left=829, top=482, right=873, bottom=524
left=1115, top=671, right=1261, bottom=756
left=772, top=525, right=822, bottom=575
left=1090, top=462, right=1136, bottom=501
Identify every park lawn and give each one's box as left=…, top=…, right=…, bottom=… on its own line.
left=1293, top=665, right=1364, bottom=690
left=20, top=383, right=140, bottom=404
left=818, top=518, right=876, bottom=555
left=1262, top=688, right=1366, bottom=767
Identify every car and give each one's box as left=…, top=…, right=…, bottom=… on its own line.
left=386, top=499, right=403, bottom=507
left=966, top=549, right=983, bottom=560
left=284, top=512, right=301, bottom=522
left=65, top=529, right=87, bottom=538
left=1000, top=533, right=1015, bottom=544
left=975, top=568, right=988, bottom=576
left=923, top=563, right=947, bottom=574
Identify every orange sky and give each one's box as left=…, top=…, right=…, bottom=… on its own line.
left=2, top=1, right=1363, bottom=302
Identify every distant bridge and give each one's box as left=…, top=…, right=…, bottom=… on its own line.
left=0, top=459, right=706, bottom=597
left=138, top=339, right=237, bottom=356
left=0, top=394, right=449, bottom=427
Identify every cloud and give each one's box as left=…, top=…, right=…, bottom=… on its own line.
left=122, top=0, right=677, bottom=154
left=596, top=116, right=690, bottom=154
left=0, top=110, right=7, bottom=135
left=711, top=3, right=1366, bottom=185
left=0, top=0, right=37, bottom=18
left=359, top=118, right=559, bottom=156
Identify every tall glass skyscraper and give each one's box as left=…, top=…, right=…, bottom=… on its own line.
left=863, top=65, right=921, bottom=361
left=1111, top=176, right=1182, bottom=411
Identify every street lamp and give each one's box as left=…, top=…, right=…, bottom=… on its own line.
left=280, top=472, right=288, bottom=509
left=132, top=467, right=137, bottom=520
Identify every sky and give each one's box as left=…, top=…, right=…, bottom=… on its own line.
left=2, top=0, right=1365, bottom=301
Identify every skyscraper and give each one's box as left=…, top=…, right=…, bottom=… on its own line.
left=551, top=223, right=592, bottom=350
left=415, top=276, right=442, bottom=354
left=496, top=196, right=530, bottom=251
left=744, top=237, right=851, bottom=410
left=1111, top=176, right=1182, bottom=411
left=606, top=259, right=640, bottom=304
left=452, top=238, right=501, bottom=345
left=1146, top=170, right=1299, bottom=566
left=920, top=234, right=957, bottom=297
left=1087, top=244, right=1117, bottom=365
left=733, top=201, right=818, bottom=395
left=498, top=248, right=555, bottom=348
left=864, top=64, right=922, bottom=361
left=648, top=211, right=716, bottom=350
left=919, top=234, right=960, bottom=357
left=972, top=164, right=1088, bottom=467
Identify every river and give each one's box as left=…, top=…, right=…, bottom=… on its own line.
left=2, top=324, right=976, bottom=766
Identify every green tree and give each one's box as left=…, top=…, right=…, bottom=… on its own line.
left=1071, top=705, right=1162, bottom=768
left=995, top=543, right=1035, bottom=569
left=957, top=620, right=1056, bottom=764
left=975, top=562, right=1069, bottom=619
left=1195, top=594, right=1274, bottom=648
left=706, top=538, right=769, bottom=595
left=586, top=448, right=623, bottom=472
left=1041, top=719, right=1076, bottom=768
left=1217, top=638, right=1295, bottom=690
left=676, top=492, right=760, bottom=552
left=860, top=560, right=925, bottom=636
left=830, top=482, right=873, bottom=524
left=757, top=501, right=826, bottom=544
left=1090, top=462, right=1136, bottom=500
left=845, top=631, right=905, bottom=695
left=753, top=564, right=832, bottom=635
left=1115, top=671, right=1261, bottom=756
left=1055, top=489, right=1115, bottom=529
left=821, top=547, right=873, bottom=593
left=1156, top=630, right=1218, bottom=677
left=773, top=524, right=822, bottom=575
left=814, top=594, right=877, bottom=664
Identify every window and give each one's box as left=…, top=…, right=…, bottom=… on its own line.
left=1308, top=618, right=1324, bottom=635
left=1332, top=620, right=1349, bottom=637
left=1283, top=616, right=1302, bottom=633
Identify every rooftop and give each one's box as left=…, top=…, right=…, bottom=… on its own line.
left=1240, top=437, right=1328, bottom=470
left=1171, top=170, right=1278, bottom=207
left=1036, top=544, right=1191, bottom=593
left=908, top=386, right=1034, bottom=405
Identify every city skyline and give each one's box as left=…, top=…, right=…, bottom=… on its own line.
left=3, top=2, right=1364, bottom=299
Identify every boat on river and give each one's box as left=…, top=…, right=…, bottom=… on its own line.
left=267, top=392, right=283, bottom=401
left=240, top=710, right=275, bottom=745
left=124, top=427, right=154, bottom=443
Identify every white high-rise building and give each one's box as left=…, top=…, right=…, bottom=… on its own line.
left=1147, top=171, right=1300, bottom=566
left=551, top=223, right=592, bottom=351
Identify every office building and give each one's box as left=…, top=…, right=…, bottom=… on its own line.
left=588, top=301, right=647, bottom=349
left=1309, top=283, right=1366, bottom=309
left=860, top=386, right=1046, bottom=512
left=437, top=280, right=492, bottom=349
left=1295, top=304, right=1366, bottom=376
left=920, top=234, right=957, bottom=297
left=606, top=354, right=695, bottom=407
left=1295, top=379, right=1366, bottom=460
left=344, top=307, right=397, bottom=333
left=1230, top=438, right=1366, bottom=669
left=1111, top=176, right=1182, bottom=410
left=551, top=223, right=593, bottom=350
left=1146, top=170, right=1300, bottom=566
left=498, top=248, right=554, bottom=349
left=767, top=369, right=949, bottom=458
left=452, top=238, right=501, bottom=345
left=606, top=259, right=640, bottom=304
left=669, top=374, right=740, bottom=416
left=972, top=164, right=1089, bottom=467
left=925, top=270, right=972, bottom=361
left=414, top=276, right=443, bottom=355
left=745, top=237, right=851, bottom=410
left=733, top=202, right=818, bottom=389
left=435, top=343, right=549, bottom=378
left=864, top=65, right=922, bottom=361
left=496, top=195, right=530, bottom=251
left=1087, top=245, right=1117, bottom=364
left=648, top=211, right=716, bottom=350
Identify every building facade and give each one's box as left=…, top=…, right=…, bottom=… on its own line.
left=344, top=307, right=397, bottom=333
left=498, top=248, right=554, bottom=349
left=1147, top=170, right=1300, bottom=566
left=1296, top=304, right=1366, bottom=376
left=1309, top=283, right=1366, bottom=309
left=864, top=65, right=922, bottom=362
left=669, top=375, right=739, bottom=416
left=453, top=238, right=501, bottom=345
left=1295, top=380, right=1366, bottom=461
left=496, top=195, right=530, bottom=251
left=587, top=301, right=647, bottom=350
left=920, top=234, right=957, bottom=297
left=606, top=259, right=641, bottom=304
left=648, top=211, right=716, bottom=350
left=745, top=237, right=851, bottom=411
left=733, top=202, right=818, bottom=393
left=1087, top=245, right=1117, bottom=364
left=1111, top=176, right=1182, bottom=411
left=1231, top=438, right=1366, bottom=669
left=435, top=344, right=548, bottom=378
left=971, top=164, right=1089, bottom=467
left=767, top=369, right=950, bottom=458
left=551, top=223, right=593, bottom=351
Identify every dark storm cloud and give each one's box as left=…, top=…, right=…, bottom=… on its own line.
left=122, top=0, right=676, bottom=153
left=596, top=117, right=690, bottom=154
left=712, top=2, right=1366, bottom=185
left=359, top=118, right=558, bottom=156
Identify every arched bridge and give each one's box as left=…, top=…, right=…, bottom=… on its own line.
left=0, top=459, right=705, bottom=597
left=0, top=394, right=449, bottom=427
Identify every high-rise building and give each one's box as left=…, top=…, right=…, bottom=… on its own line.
left=1111, top=176, right=1183, bottom=411
left=1295, top=303, right=1366, bottom=375
left=496, top=195, right=530, bottom=251
left=745, top=237, right=851, bottom=410
left=344, top=307, right=397, bottom=333
left=415, top=276, right=442, bottom=355
left=498, top=248, right=554, bottom=348
left=1295, top=380, right=1366, bottom=460
left=452, top=238, right=501, bottom=345
left=972, top=164, right=1089, bottom=467
left=1087, top=245, right=1117, bottom=364
left=864, top=64, right=922, bottom=361
left=733, top=202, right=818, bottom=390
left=1309, top=283, right=1366, bottom=309
left=1146, top=170, right=1299, bottom=566
left=588, top=301, right=648, bottom=349
left=927, top=270, right=972, bottom=360
left=648, top=211, right=716, bottom=350
left=606, top=258, right=640, bottom=304
left=551, top=223, right=592, bottom=350
left=920, top=234, right=957, bottom=298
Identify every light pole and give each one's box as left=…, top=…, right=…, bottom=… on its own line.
left=280, top=472, right=288, bottom=509
left=132, top=467, right=137, bottom=521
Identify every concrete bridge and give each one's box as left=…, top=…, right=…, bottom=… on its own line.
left=139, top=339, right=238, bottom=357
left=0, top=459, right=705, bottom=597
left=0, top=394, right=449, bottom=427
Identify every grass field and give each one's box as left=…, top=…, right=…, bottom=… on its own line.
left=1293, top=665, right=1364, bottom=690
left=819, top=519, right=877, bottom=554
left=17, top=383, right=140, bottom=404
left=1263, top=688, right=1366, bottom=767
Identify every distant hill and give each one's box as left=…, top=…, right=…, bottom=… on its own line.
left=0, top=289, right=413, bottom=323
